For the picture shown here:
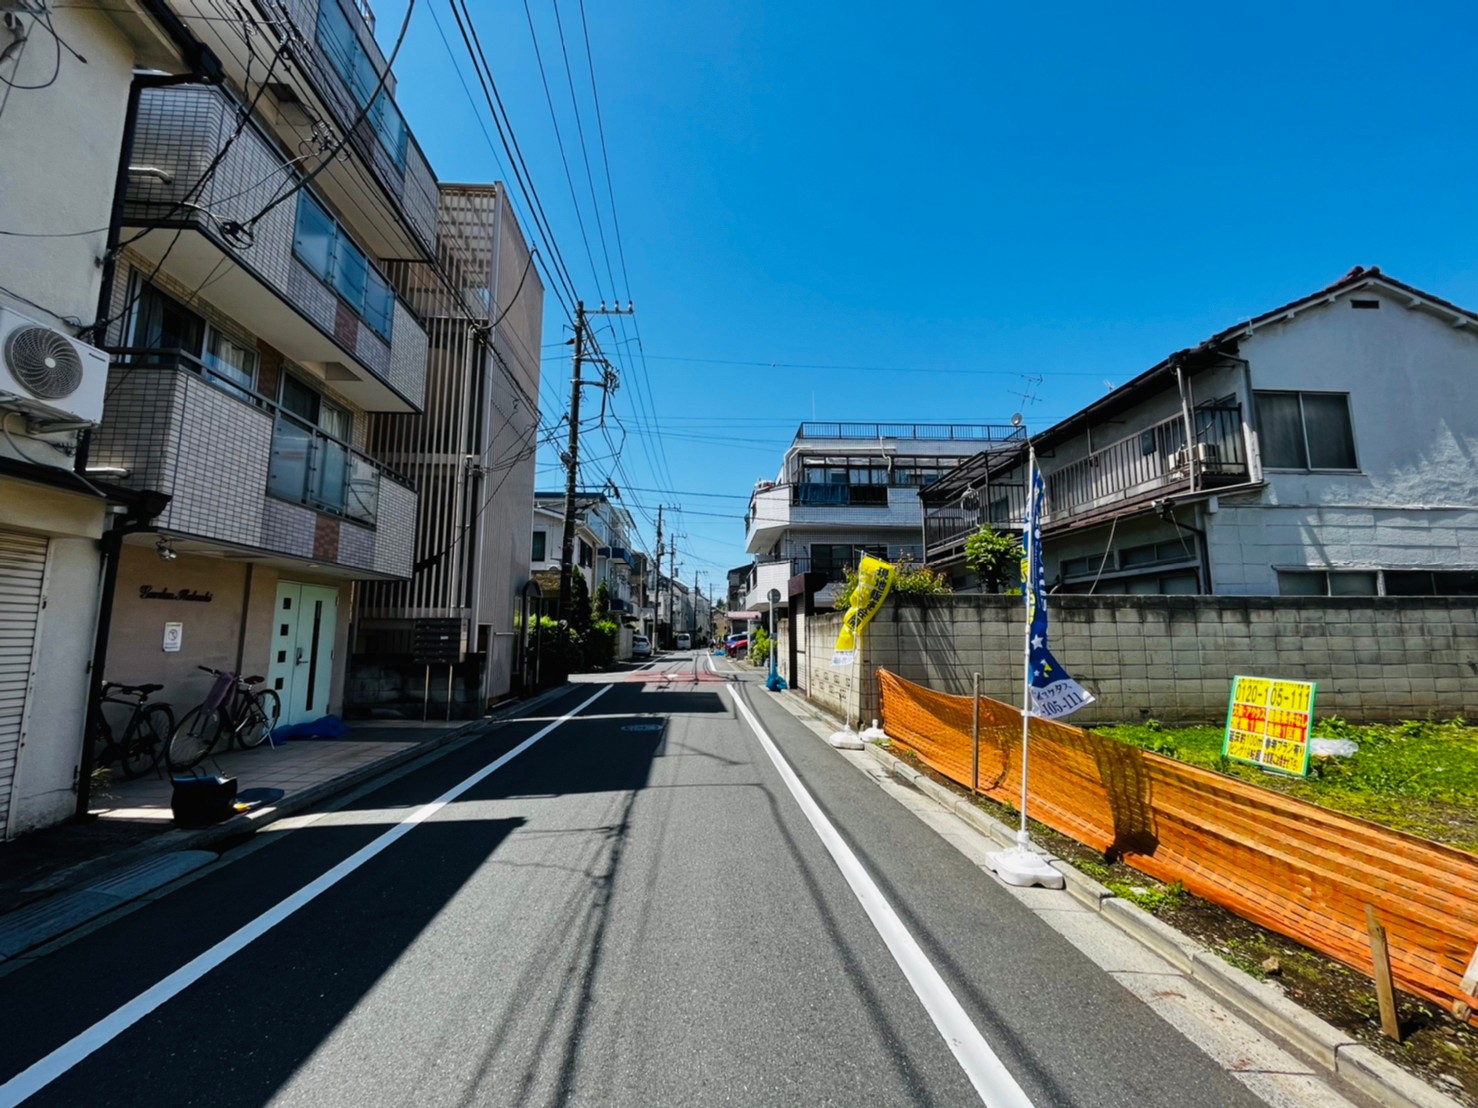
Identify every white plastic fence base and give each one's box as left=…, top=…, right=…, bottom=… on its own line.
left=987, top=837, right=1066, bottom=889
left=828, top=729, right=865, bottom=750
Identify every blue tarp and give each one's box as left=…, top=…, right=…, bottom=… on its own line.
left=270, top=714, right=350, bottom=742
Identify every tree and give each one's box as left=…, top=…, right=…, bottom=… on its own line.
left=593, top=579, right=611, bottom=617
left=564, top=572, right=593, bottom=636
left=964, top=524, right=1020, bottom=592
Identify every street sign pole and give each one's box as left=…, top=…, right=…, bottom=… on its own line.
left=765, top=588, right=786, bottom=691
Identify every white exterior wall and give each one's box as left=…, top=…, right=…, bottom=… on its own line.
left=0, top=8, right=138, bottom=330
left=1206, top=291, right=1478, bottom=594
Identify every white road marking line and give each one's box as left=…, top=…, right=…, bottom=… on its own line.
left=726, top=685, right=1036, bottom=1108
left=0, top=684, right=613, bottom=1107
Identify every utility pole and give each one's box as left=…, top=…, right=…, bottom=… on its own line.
left=557, top=299, right=633, bottom=619
left=692, top=571, right=698, bottom=640
left=668, top=536, right=677, bottom=644
left=653, top=505, right=663, bottom=641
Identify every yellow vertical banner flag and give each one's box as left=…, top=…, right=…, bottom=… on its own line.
left=832, top=555, right=895, bottom=666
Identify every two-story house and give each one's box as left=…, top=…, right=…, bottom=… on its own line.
left=742, top=422, right=1026, bottom=615
left=924, top=267, right=1478, bottom=597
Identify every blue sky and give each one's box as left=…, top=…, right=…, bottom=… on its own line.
left=376, top=0, right=1478, bottom=587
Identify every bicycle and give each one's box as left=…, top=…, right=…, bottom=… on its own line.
left=94, top=682, right=174, bottom=779
left=166, top=666, right=281, bottom=772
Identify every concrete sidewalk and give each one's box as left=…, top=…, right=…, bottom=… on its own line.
left=0, top=684, right=575, bottom=961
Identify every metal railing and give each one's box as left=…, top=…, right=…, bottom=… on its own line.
left=796, top=422, right=1026, bottom=442
left=1044, top=405, right=1247, bottom=520
left=790, top=483, right=890, bottom=507
left=109, top=348, right=413, bottom=528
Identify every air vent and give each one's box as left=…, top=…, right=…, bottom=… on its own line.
left=1351, top=299, right=1380, bottom=310
left=5, top=325, right=84, bottom=399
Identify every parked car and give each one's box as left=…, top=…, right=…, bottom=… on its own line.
left=726, top=634, right=748, bottom=657
left=631, top=635, right=651, bottom=658
left=676, top=633, right=692, bottom=650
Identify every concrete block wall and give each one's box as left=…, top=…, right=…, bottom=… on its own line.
left=782, top=595, right=1478, bottom=726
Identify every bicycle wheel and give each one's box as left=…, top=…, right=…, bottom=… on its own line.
left=237, top=689, right=281, bottom=750
left=167, top=705, right=226, bottom=771
left=121, top=704, right=173, bottom=779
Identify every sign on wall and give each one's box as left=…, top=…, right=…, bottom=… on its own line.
left=162, top=622, right=183, bottom=653
left=1223, top=675, right=1316, bottom=776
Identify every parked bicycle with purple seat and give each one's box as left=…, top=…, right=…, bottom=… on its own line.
left=165, top=666, right=281, bottom=771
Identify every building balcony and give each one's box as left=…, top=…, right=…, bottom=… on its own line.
left=598, top=545, right=635, bottom=568
left=1042, top=404, right=1250, bottom=529
left=91, top=352, right=416, bottom=578
left=745, top=484, right=916, bottom=552
left=167, top=0, right=439, bottom=258
left=123, top=84, right=428, bottom=413
left=742, top=559, right=796, bottom=612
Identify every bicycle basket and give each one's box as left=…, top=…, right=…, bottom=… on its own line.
left=203, top=670, right=236, bottom=713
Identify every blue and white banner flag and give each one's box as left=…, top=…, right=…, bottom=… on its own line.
left=1023, top=455, right=1095, bottom=719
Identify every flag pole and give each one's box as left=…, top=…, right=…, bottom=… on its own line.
left=988, top=442, right=1065, bottom=889
left=1018, top=446, right=1034, bottom=847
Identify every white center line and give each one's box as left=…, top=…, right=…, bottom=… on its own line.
left=726, top=684, right=1036, bottom=1108
left=0, top=684, right=613, bottom=1107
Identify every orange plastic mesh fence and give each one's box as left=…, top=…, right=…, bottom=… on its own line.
left=876, top=668, right=1478, bottom=1024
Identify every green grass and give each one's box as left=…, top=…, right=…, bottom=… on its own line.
left=1097, top=717, right=1478, bottom=851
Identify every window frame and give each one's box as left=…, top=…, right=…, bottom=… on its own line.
left=1254, top=390, right=1359, bottom=473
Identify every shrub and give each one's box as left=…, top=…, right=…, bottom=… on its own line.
left=750, top=626, right=772, bottom=667
left=585, top=618, right=619, bottom=669
left=964, top=524, right=1020, bottom=592
left=833, top=554, right=953, bottom=610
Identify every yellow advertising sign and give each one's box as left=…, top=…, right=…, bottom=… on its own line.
left=1223, top=675, right=1317, bottom=776
left=831, top=555, right=895, bottom=666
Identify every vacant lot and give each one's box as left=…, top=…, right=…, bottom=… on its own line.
left=1096, top=716, right=1478, bottom=852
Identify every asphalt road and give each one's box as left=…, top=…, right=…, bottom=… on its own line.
left=0, top=654, right=1279, bottom=1107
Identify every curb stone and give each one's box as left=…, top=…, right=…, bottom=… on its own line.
left=848, top=738, right=1462, bottom=1108
left=0, top=682, right=578, bottom=960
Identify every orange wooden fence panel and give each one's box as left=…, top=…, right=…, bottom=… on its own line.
left=876, top=668, right=1478, bottom=1024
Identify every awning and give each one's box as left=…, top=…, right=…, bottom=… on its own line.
left=729, top=610, right=762, bottom=619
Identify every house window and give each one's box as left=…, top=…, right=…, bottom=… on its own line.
left=1255, top=391, right=1357, bottom=470
left=578, top=539, right=593, bottom=568
left=531, top=531, right=546, bottom=561
left=204, top=329, right=258, bottom=398
left=293, top=194, right=395, bottom=340
left=1277, top=570, right=1377, bottom=596
left=316, top=0, right=409, bottom=169
left=132, top=282, right=204, bottom=359
left=1381, top=571, right=1478, bottom=596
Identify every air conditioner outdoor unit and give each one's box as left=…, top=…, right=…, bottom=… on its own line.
left=1171, top=442, right=1223, bottom=474
left=0, top=306, right=108, bottom=427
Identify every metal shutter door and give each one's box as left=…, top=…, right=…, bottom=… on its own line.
left=0, top=529, right=48, bottom=833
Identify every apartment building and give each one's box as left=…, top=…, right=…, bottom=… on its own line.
left=0, top=0, right=196, bottom=835
left=924, top=267, right=1478, bottom=597
left=741, top=422, right=1026, bottom=615
left=353, top=185, right=543, bottom=715
left=82, top=0, right=454, bottom=748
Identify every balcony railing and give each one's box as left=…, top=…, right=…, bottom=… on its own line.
left=796, top=422, right=1026, bottom=443
left=1044, top=405, right=1247, bottom=520
left=791, top=483, right=890, bottom=507
left=123, top=84, right=429, bottom=412
left=111, top=348, right=412, bottom=528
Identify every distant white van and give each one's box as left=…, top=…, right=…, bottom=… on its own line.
left=675, top=633, right=692, bottom=650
